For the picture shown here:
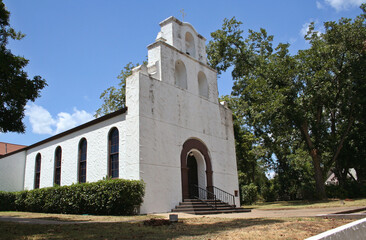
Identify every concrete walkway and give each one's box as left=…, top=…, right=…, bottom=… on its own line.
left=154, top=206, right=366, bottom=219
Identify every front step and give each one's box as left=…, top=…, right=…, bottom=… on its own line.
left=172, top=199, right=251, bottom=215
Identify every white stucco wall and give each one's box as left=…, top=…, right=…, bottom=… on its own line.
left=0, top=150, right=26, bottom=192
left=135, top=19, right=240, bottom=213
left=23, top=113, right=131, bottom=190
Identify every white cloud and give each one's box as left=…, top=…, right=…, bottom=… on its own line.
left=300, top=22, right=311, bottom=37
left=324, top=0, right=365, bottom=11
left=300, top=20, right=324, bottom=37
left=25, top=103, right=94, bottom=135
left=55, top=108, right=94, bottom=134
left=316, top=1, right=325, bottom=9
left=25, top=104, right=55, bottom=135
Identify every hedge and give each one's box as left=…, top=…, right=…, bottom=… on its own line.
left=0, top=179, right=145, bottom=215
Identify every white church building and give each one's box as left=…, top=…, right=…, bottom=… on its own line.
left=0, top=17, right=240, bottom=214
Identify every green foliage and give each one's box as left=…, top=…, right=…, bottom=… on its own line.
left=0, top=0, right=47, bottom=133
left=241, top=183, right=258, bottom=205
left=0, top=179, right=145, bottom=215
left=261, top=180, right=278, bottom=202
left=220, top=95, right=269, bottom=198
left=208, top=4, right=366, bottom=200
left=0, top=191, right=16, bottom=211
left=95, top=62, right=143, bottom=117
left=326, top=181, right=366, bottom=199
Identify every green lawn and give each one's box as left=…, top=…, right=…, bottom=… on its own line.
left=243, top=198, right=366, bottom=209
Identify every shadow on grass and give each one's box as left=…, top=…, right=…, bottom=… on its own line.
left=0, top=211, right=154, bottom=224
left=0, top=218, right=284, bottom=239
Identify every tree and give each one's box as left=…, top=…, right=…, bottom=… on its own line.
left=207, top=4, right=366, bottom=199
left=0, top=0, right=47, bottom=133
left=95, top=62, right=139, bottom=117
left=220, top=95, right=269, bottom=192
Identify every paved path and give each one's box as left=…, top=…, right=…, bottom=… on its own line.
left=154, top=206, right=366, bottom=219
left=0, top=207, right=364, bottom=224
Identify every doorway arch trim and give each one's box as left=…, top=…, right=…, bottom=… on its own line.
left=180, top=138, right=213, bottom=200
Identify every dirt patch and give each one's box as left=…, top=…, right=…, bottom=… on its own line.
left=143, top=218, right=172, bottom=226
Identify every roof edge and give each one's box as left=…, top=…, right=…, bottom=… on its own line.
left=0, top=107, right=128, bottom=159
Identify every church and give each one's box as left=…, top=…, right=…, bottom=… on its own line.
left=0, top=17, right=240, bottom=214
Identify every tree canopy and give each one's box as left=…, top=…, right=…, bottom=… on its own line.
left=207, top=4, right=366, bottom=199
left=95, top=62, right=138, bottom=117
left=0, top=0, right=47, bottom=133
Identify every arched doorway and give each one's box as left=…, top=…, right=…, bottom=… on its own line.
left=181, top=138, right=213, bottom=200
left=187, top=154, right=198, bottom=198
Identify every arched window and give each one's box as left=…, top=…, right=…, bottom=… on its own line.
left=78, top=138, right=87, bottom=183
left=54, top=146, right=62, bottom=186
left=108, top=127, right=119, bottom=178
left=198, top=71, right=209, bottom=98
left=185, top=32, right=195, bottom=57
left=34, top=153, right=41, bottom=189
left=174, top=60, right=187, bottom=89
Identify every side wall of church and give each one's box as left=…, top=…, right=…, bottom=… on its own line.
left=0, top=150, right=26, bottom=192
left=23, top=114, right=135, bottom=190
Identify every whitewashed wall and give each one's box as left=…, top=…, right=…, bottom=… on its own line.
left=0, top=150, right=26, bottom=192
left=23, top=113, right=130, bottom=190
left=134, top=17, right=239, bottom=213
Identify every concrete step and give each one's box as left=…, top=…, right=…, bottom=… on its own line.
left=172, top=198, right=251, bottom=215
left=172, top=206, right=234, bottom=212
left=173, top=208, right=251, bottom=215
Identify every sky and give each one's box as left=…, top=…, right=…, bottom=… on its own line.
left=1, top=0, right=365, bottom=146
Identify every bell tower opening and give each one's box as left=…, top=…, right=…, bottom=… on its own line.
left=174, top=60, right=187, bottom=89
left=185, top=32, right=195, bottom=57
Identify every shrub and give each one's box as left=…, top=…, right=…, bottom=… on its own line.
left=325, top=181, right=366, bottom=199
left=0, top=191, right=16, bottom=211
left=241, top=183, right=258, bottom=205
left=0, top=179, right=145, bottom=215
left=261, top=183, right=278, bottom=202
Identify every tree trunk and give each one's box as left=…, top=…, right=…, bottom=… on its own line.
left=309, top=149, right=326, bottom=199
left=299, top=121, right=327, bottom=199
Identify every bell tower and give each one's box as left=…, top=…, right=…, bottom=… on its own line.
left=125, top=16, right=239, bottom=214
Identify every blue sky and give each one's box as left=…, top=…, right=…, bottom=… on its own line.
left=1, top=0, right=365, bottom=146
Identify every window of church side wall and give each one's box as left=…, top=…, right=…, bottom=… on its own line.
left=78, top=138, right=87, bottom=183
left=54, top=146, right=62, bottom=186
left=108, top=127, right=119, bottom=178
left=198, top=71, right=209, bottom=98
left=185, top=32, right=196, bottom=58
left=174, top=60, right=187, bottom=89
left=34, top=153, right=41, bottom=189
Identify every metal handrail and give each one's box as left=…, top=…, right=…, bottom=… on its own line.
left=190, top=185, right=217, bottom=209
left=209, top=186, right=235, bottom=207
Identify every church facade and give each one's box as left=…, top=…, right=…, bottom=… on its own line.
left=0, top=17, right=240, bottom=213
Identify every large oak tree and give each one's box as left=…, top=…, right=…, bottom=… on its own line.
left=207, top=4, right=366, bottom=199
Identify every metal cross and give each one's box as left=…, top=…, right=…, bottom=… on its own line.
left=180, top=9, right=186, bottom=22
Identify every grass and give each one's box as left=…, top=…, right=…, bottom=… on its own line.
left=243, top=198, right=366, bottom=210
left=0, top=214, right=354, bottom=240
left=1, top=198, right=365, bottom=239
left=0, top=211, right=157, bottom=223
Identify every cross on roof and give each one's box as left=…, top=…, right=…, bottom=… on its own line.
left=180, top=9, right=186, bottom=22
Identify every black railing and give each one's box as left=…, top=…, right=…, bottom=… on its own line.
left=190, top=185, right=236, bottom=209
left=210, top=186, right=235, bottom=207
left=190, top=185, right=217, bottom=209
